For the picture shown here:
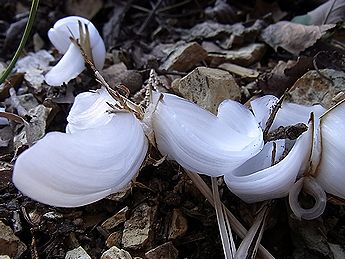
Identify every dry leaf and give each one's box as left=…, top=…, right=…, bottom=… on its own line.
left=292, top=0, right=345, bottom=25
left=261, top=21, right=335, bottom=55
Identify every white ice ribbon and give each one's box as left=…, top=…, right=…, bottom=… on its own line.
left=45, top=16, right=106, bottom=86
left=13, top=88, right=148, bottom=207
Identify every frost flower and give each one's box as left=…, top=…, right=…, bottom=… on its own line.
left=224, top=95, right=345, bottom=219
left=224, top=95, right=323, bottom=203
left=148, top=91, right=264, bottom=177
left=13, top=88, right=148, bottom=207
left=45, top=16, right=106, bottom=86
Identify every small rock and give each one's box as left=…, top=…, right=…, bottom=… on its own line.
left=101, top=246, right=132, bottom=259
left=105, top=231, right=122, bottom=248
left=0, top=220, right=26, bottom=258
left=160, top=42, right=207, bottom=72
left=102, top=206, right=129, bottom=230
left=168, top=209, right=188, bottom=240
left=122, top=203, right=157, bottom=250
left=207, top=43, right=266, bottom=66
left=102, top=63, right=143, bottom=94
left=287, top=69, right=345, bottom=109
left=145, top=242, right=178, bottom=259
left=65, top=246, right=91, bottom=259
left=172, top=67, right=241, bottom=114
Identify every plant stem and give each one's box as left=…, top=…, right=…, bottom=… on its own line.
left=0, top=0, right=40, bottom=83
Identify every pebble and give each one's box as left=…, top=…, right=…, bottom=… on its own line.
left=102, top=206, right=129, bottom=230
left=65, top=246, right=91, bottom=259
left=172, top=67, right=241, bottom=114
left=0, top=220, right=26, bottom=258
left=122, top=203, right=157, bottom=250
left=287, top=69, right=345, bottom=109
left=100, top=246, right=132, bottom=259
left=160, top=42, right=208, bottom=72
left=145, top=242, right=178, bottom=259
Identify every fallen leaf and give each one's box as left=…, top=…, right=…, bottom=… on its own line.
left=292, top=0, right=345, bottom=25
left=261, top=21, right=335, bottom=55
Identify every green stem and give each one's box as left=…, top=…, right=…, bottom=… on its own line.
left=0, top=0, right=40, bottom=83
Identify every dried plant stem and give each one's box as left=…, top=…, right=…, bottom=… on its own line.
left=263, top=93, right=286, bottom=142
left=185, top=170, right=275, bottom=259
left=235, top=203, right=271, bottom=259
left=0, top=0, right=40, bottom=83
left=211, top=177, right=236, bottom=259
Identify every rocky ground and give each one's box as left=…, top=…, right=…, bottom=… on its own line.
left=1, top=0, right=345, bottom=258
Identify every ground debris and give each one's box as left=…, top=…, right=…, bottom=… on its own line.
left=2, top=1, right=345, bottom=258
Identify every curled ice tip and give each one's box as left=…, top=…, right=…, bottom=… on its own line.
left=289, top=177, right=327, bottom=220
left=45, top=16, right=106, bottom=86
